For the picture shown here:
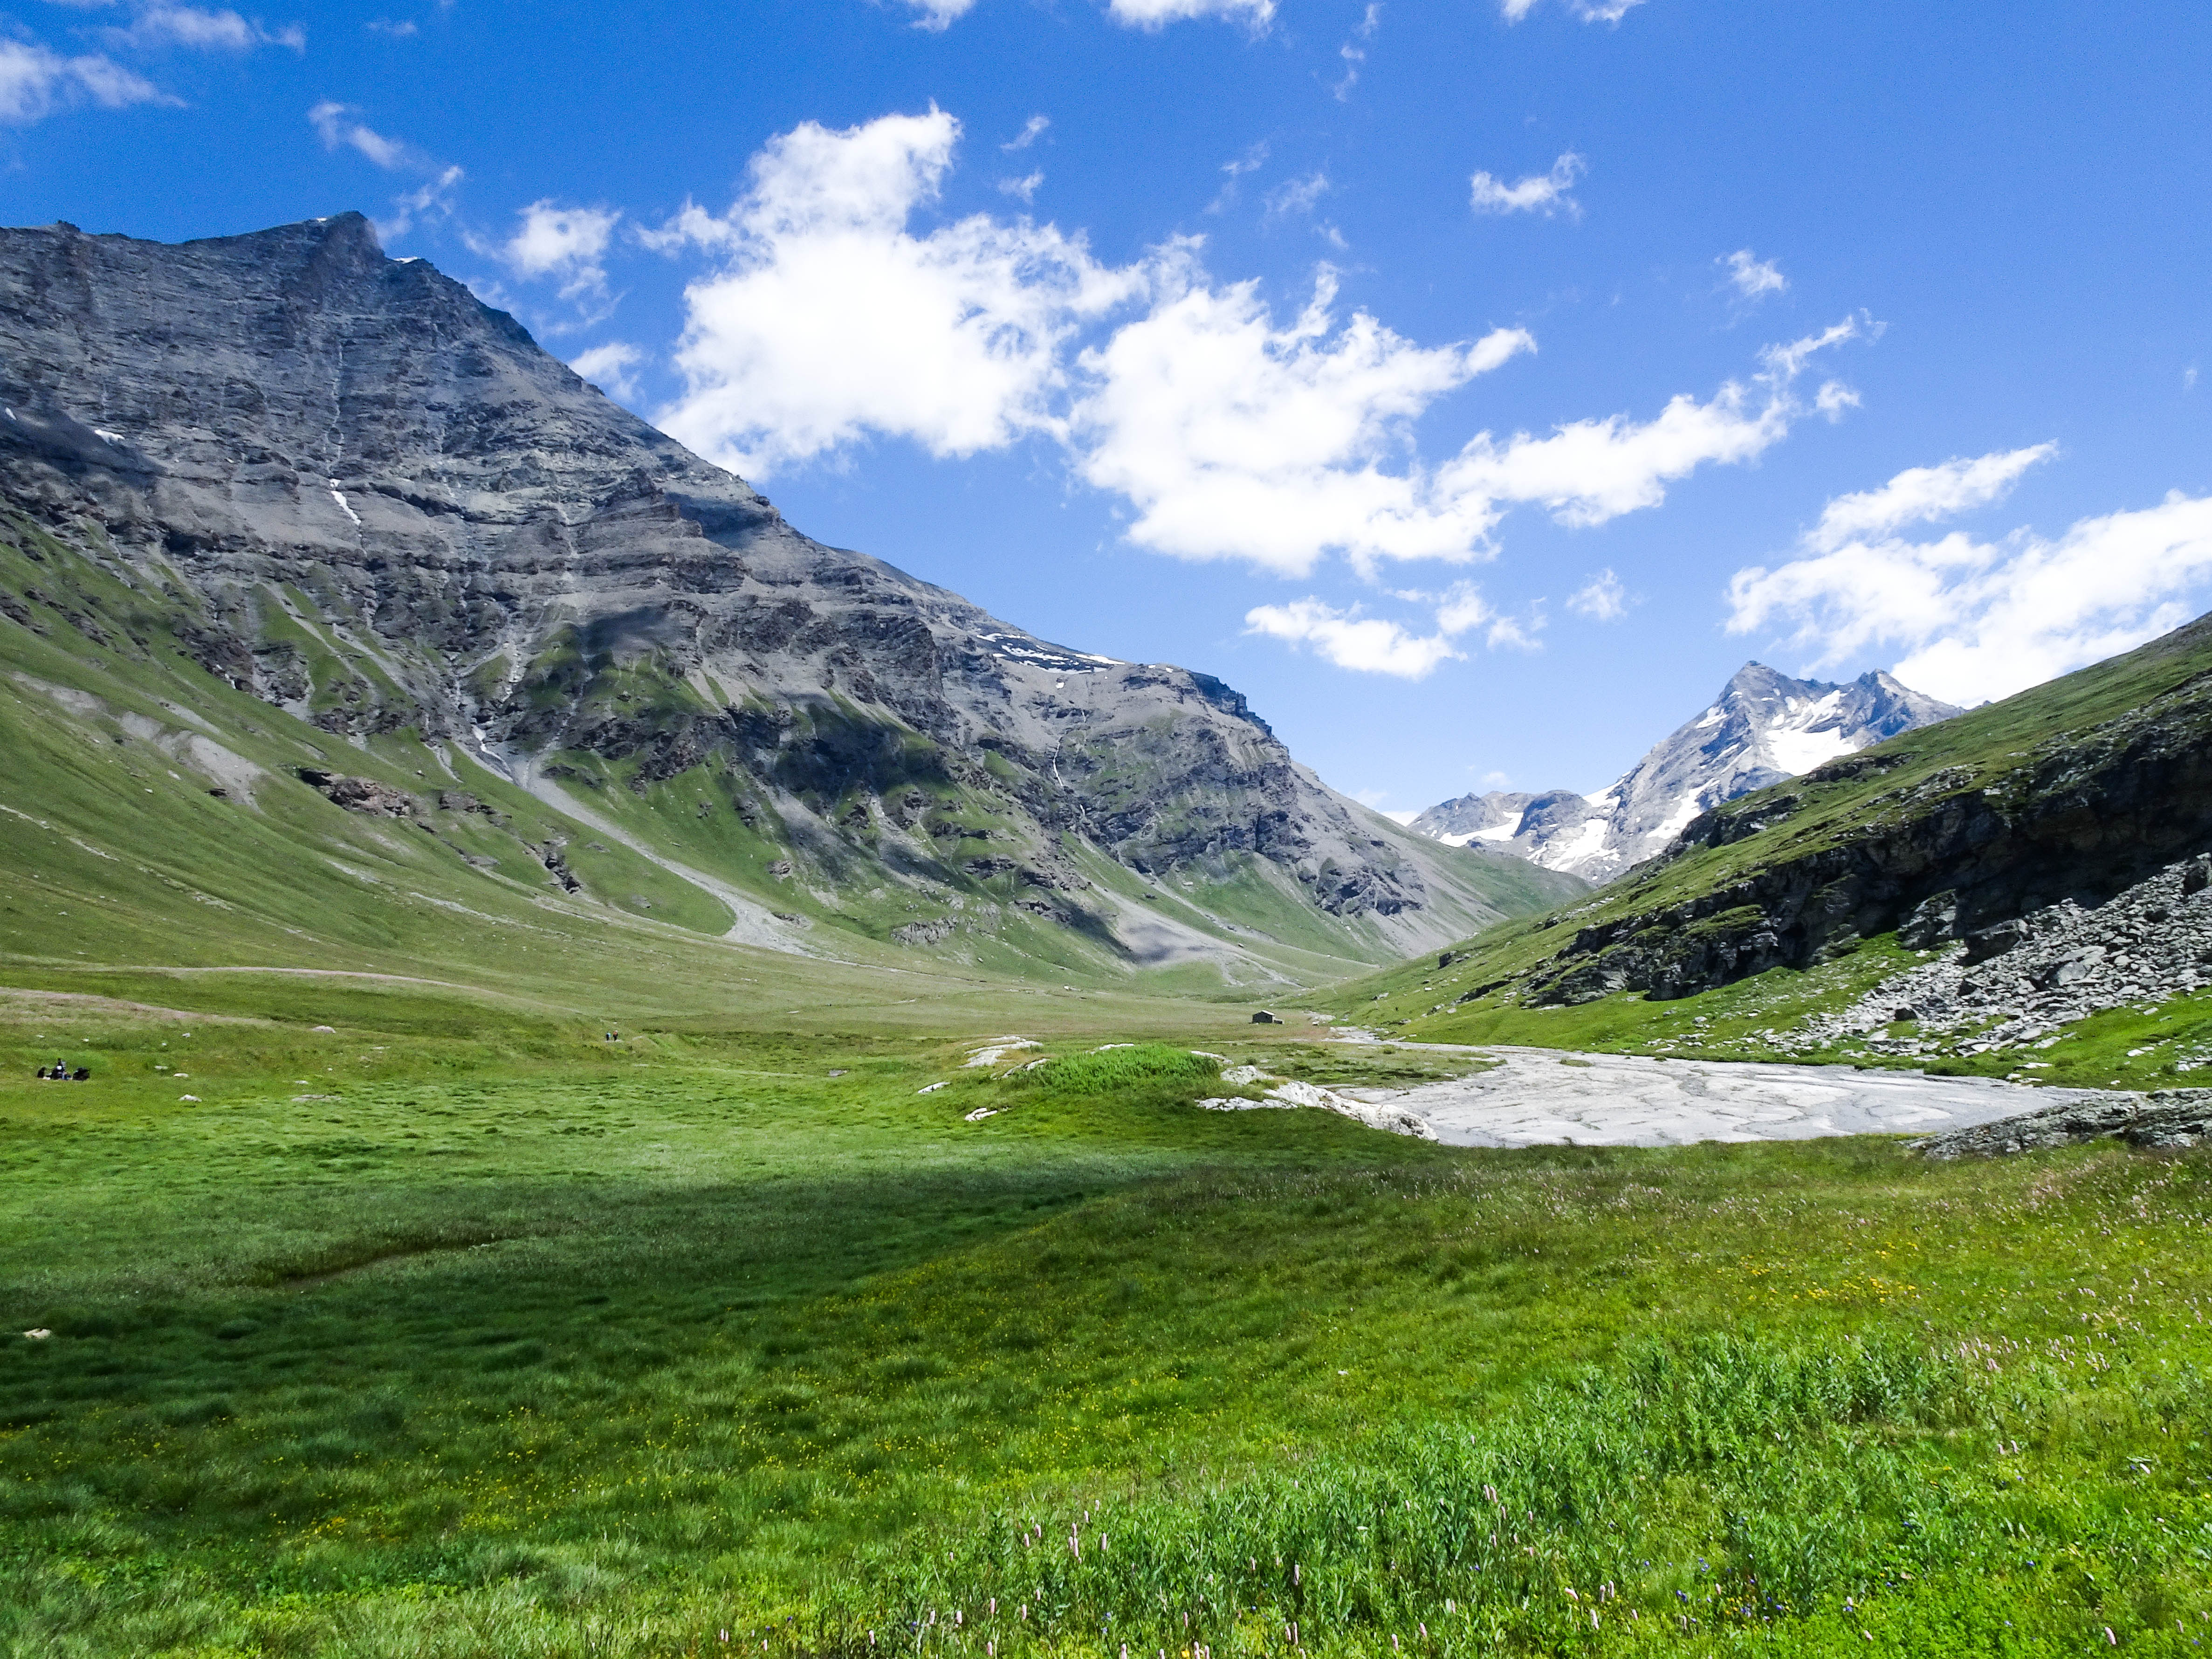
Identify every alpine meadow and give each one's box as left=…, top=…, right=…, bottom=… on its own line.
left=3, top=3, right=2212, bottom=1656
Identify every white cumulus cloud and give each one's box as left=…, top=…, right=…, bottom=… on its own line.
left=1469, top=152, right=1584, bottom=219
left=653, top=109, right=1137, bottom=477
left=1721, top=248, right=1785, bottom=302
left=494, top=201, right=621, bottom=299
left=1073, top=258, right=1536, bottom=576
left=1726, top=447, right=2212, bottom=705
left=0, top=37, right=168, bottom=123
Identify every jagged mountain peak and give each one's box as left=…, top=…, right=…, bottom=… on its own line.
left=1410, top=661, right=1962, bottom=885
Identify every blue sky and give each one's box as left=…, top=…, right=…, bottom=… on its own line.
left=4, top=0, right=2209, bottom=812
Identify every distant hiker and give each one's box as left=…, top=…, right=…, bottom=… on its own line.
left=70, top=1067, right=89, bottom=1082
left=34, top=1065, right=49, bottom=1080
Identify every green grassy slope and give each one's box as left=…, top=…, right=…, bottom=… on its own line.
left=1334, top=615, right=2212, bottom=1083
left=1, top=984, right=2207, bottom=1655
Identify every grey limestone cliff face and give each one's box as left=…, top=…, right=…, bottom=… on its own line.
left=0, top=213, right=1550, bottom=962
left=1412, top=663, right=1961, bottom=884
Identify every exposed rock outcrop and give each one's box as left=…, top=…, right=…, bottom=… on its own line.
left=1911, top=1090, right=2212, bottom=1157
left=295, top=768, right=423, bottom=818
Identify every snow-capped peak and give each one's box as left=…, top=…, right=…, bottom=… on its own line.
left=1408, top=662, right=1961, bottom=884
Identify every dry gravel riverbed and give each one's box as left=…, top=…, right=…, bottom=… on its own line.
left=1336, top=1044, right=2132, bottom=1148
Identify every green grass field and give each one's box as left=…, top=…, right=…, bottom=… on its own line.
left=3, top=979, right=2209, bottom=1657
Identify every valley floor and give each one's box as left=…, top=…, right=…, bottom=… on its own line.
left=1, top=976, right=2209, bottom=1657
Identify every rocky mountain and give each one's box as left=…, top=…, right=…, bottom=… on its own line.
left=1411, top=663, right=1961, bottom=883
left=0, top=214, right=1581, bottom=982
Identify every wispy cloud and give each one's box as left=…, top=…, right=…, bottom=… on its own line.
left=378, top=163, right=461, bottom=239
left=309, top=100, right=421, bottom=169
left=1333, top=1, right=1381, bottom=99
left=901, top=0, right=977, bottom=28
left=1207, top=140, right=1269, bottom=213
left=997, top=170, right=1043, bottom=203
left=104, top=6, right=303, bottom=52
left=1263, top=171, right=1329, bottom=220
left=1469, top=151, right=1585, bottom=218
left=1501, top=0, right=1644, bottom=22
left=1566, top=568, right=1628, bottom=620
left=1720, top=248, right=1786, bottom=302
left=308, top=103, right=463, bottom=241
left=1106, top=0, right=1274, bottom=29
left=1001, top=114, right=1049, bottom=151
left=0, top=36, right=170, bottom=124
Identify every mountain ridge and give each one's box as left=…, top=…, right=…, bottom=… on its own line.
left=0, top=213, right=1582, bottom=983
left=1411, top=662, right=1962, bottom=882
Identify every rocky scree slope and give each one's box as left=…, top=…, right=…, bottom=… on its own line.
left=1412, top=664, right=1959, bottom=883
left=1388, top=610, right=2212, bottom=1017
left=0, top=214, right=1574, bottom=975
